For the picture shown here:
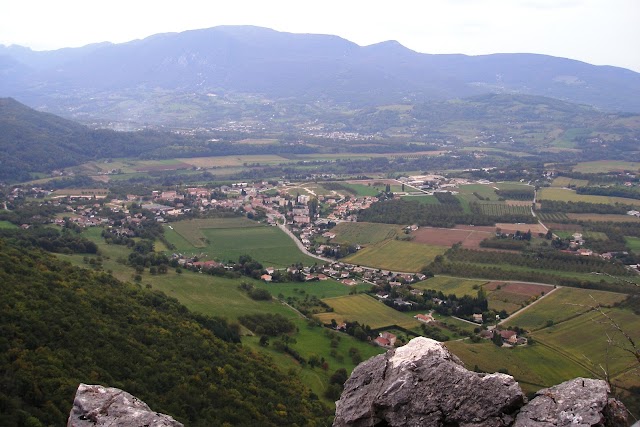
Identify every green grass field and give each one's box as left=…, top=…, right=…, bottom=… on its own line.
left=445, top=341, right=593, bottom=393
left=572, top=161, right=640, bottom=173
left=551, top=177, right=589, bottom=188
left=504, top=287, right=627, bottom=331
left=166, top=218, right=318, bottom=267
left=0, top=220, right=18, bottom=229
left=344, top=240, right=447, bottom=272
left=532, top=308, right=640, bottom=378
left=625, top=236, right=640, bottom=251
left=316, top=294, right=421, bottom=329
left=170, top=217, right=261, bottom=247
left=538, top=187, right=640, bottom=206
left=412, top=276, right=487, bottom=297
left=255, top=280, right=371, bottom=300
left=457, top=184, right=500, bottom=201
left=331, top=222, right=401, bottom=246
left=401, top=195, right=441, bottom=204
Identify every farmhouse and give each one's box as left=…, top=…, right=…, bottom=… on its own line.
left=260, top=274, right=273, bottom=282
left=374, top=332, right=397, bottom=348
left=415, top=313, right=434, bottom=324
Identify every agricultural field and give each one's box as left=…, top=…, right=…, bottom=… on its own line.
left=503, top=287, right=628, bottom=331
left=412, top=276, right=487, bottom=297
left=344, top=239, right=447, bottom=272
left=401, top=194, right=441, bottom=204
left=255, top=280, right=370, bottom=300
left=551, top=177, right=589, bottom=188
left=331, top=222, right=401, bottom=246
left=170, top=217, right=261, bottom=247
left=538, top=187, right=640, bottom=206
left=495, top=223, right=547, bottom=234
left=625, top=236, right=640, bottom=251
left=537, top=212, right=570, bottom=223
left=316, top=294, right=420, bottom=329
left=445, top=341, right=593, bottom=394
left=412, top=226, right=494, bottom=249
left=484, top=282, right=551, bottom=315
left=566, top=213, right=640, bottom=223
left=476, top=203, right=532, bottom=217
left=531, top=308, right=640, bottom=379
left=572, top=160, right=640, bottom=173
left=346, top=179, right=404, bottom=194
left=166, top=218, right=319, bottom=267
left=456, top=184, right=500, bottom=201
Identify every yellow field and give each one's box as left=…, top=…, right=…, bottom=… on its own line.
left=344, top=240, right=447, bottom=272
left=538, top=188, right=640, bottom=206
left=315, top=294, right=420, bottom=329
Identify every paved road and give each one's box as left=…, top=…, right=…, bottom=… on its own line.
left=499, top=285, right=560, bottom=325
left=277, top=223, right=332, bottom=263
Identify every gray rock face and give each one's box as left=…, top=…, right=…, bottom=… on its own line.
left=333, top=337, right=628, bottom=427
left=334, top=337, right=526, bottom=426
left=514, top=378, right=628, bottom=427
left=67, top=383, right=183, bottom=427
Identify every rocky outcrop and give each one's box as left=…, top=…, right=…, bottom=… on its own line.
left=67, top=383, right=183, bottom=427
left=514, top=378, right=628, bottom=427
left=333, top=337, right=628, bottom=427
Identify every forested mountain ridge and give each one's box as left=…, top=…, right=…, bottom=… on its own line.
left=0, top=237, right=330, bottom=426
left=1, top=25, right=640, bottom=117
left=0, top=97, right=202, bottom=182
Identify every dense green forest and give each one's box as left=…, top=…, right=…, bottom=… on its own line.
left=0, top=239, right=330, bottom=426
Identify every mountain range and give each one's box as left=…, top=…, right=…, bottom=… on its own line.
left=2, top=25, right=640, bottom=122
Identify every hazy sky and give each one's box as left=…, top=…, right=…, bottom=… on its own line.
left=2, top=0, right=639, bottom=72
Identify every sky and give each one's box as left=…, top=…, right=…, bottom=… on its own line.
left=1, top=0, right=639, bottom=72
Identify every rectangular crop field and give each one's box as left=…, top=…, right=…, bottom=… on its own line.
left=538, top=213, right=570, bottom=222
left=0, top=220, right=18, bottom=229
left=401, top=195, right=441, bottom=204
left=412, top=276, right=487, bottom=297
left=538, top=188, right=640, bottom=206
left=566, top=213, right=640, bottom=223
left=412, top=227, right=494, bottom=249
left=171, top=217, right=261, bottom=247
left=331, top=222, right=400, bottom=245
left=457, top=184, right=499, bottom=201
left=572, top=161, right=640, bottom=173
left=167, top=218, right=318, bottom=267
left=316, top=294, right=420, bottom=329
left=177, top=154, right=290, bottom=168
left=551, top=177, right=589, bottom=188
left=503, top=287, right=627, bottom=331
left=495, top=223, right=548, bottom=234
left=344, top=240, right=447, bottom=272
left=477, top=203, right=533, bottom=217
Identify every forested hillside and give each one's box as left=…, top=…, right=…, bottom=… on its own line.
left=0, top=238, right=330, bottom=426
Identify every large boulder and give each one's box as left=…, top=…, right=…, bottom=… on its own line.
left=67, top=383, right=183, bottom=427
left=334, top=337, right=526, bottom=426
left=333, top=337, right=629, bottom=427
left=514, top=378, right=628, bottom=427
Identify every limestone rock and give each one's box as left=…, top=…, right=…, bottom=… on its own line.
left=333, top=337, right=526, bottom=426
left=67, top=383, right=183, bottom=427
left=514, top=378, right=628, bottom=427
